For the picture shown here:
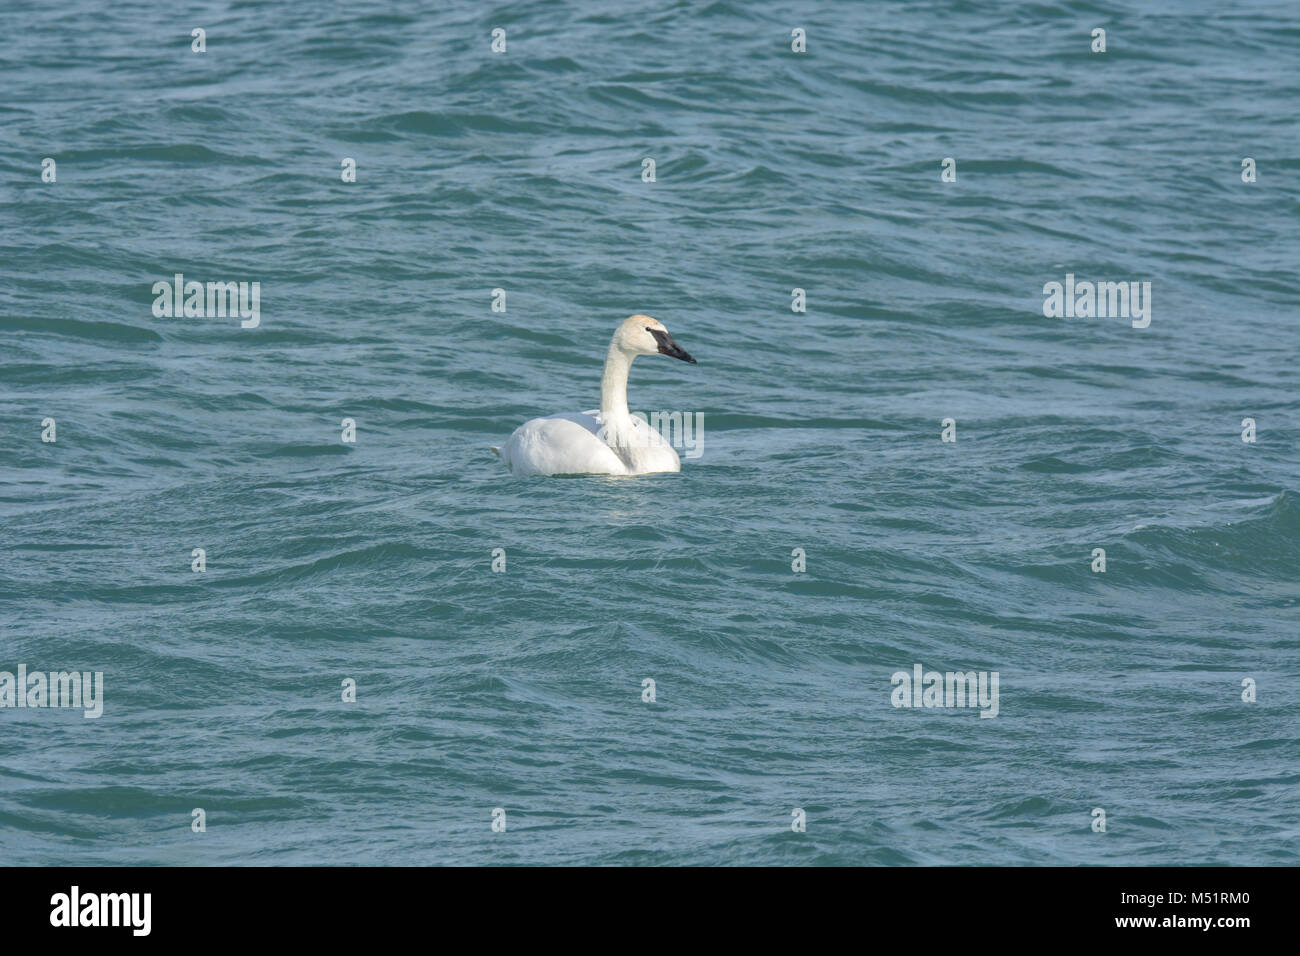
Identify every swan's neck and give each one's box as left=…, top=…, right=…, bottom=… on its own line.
left=596, top=341, right=678, bottom=473
left=600, top=344, right=634, bottom=425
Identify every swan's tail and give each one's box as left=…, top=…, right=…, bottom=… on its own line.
left=490, top=446, right=500, bottom=458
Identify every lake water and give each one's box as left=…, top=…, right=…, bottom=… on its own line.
left=1, top=0, right=1297, bottom=865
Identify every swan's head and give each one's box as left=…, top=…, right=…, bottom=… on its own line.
left=614, top=314, right=697, bottom=364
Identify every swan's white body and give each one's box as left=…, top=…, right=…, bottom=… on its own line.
left=496, top=315, right=697, bottom=477
left=498, top=409, right=681, bottom=477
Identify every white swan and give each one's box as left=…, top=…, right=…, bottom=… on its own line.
left=495, top=314, right=698, bottom=476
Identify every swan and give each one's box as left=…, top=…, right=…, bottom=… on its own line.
left=494, top=314, right=698, bottom=476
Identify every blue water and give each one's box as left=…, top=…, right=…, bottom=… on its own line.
left=2, top=0, right=1298, bottom=865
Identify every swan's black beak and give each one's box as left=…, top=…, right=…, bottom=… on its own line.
left=648, top=328, right=697, bottom=364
